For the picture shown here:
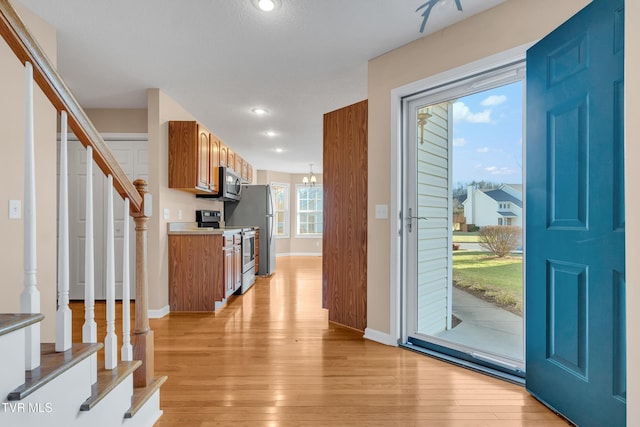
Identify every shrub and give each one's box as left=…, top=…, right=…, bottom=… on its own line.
left=478, top=225, right=521, bottom=257
left=467, top=224, right=480, bottom=232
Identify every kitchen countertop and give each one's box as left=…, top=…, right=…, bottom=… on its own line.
left=167, top=222, right=254, bottom=235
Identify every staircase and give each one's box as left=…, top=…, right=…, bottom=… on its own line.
left=1, top=314, right=164, bottom=426
left=0, top=0, right=166, bottom=425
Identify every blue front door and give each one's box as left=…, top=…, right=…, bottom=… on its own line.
left=526, top=0, right=625, bottom=425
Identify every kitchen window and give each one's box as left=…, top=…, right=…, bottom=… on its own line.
left=271, top=182, right=289, bottom=238
left=296, top=184, right=323, bottom=236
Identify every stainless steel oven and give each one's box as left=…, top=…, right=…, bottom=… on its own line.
left=241, top=229, right=256, bottom=292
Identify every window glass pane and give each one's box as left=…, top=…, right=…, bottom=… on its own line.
left=296, top=185, right=323, bottom=236
left=271, top=183, right=289, bottom=237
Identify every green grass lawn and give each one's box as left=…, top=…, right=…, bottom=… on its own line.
left=452, top=251, right=523, bottom=315
left=452, top=232, right=480, bottom=243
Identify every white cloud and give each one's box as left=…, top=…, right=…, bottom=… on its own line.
left=477, top=147, right=489, bottom=153
left=485, top=166, right=517, bottom=176
left=481, top=95, right=507, bottom=107
left=453, top=102, right=492, bottom=123
left=453, top=138, right=466, bottom=147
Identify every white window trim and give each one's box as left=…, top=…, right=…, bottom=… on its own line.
left=295, top=183, right=323, bottom=238
left=271, top=182, right=290, bottom=238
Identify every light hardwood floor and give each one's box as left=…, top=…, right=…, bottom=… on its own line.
left=73, top=256, right=568, bottom=426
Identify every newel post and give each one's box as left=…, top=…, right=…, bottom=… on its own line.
left=132, top=179, right=154, bottom=387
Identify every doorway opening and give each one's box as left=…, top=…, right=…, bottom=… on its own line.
left=401, top=62, right=526, bottom=379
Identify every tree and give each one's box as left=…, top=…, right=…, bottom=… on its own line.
left=478, top=225, right=521, bottom=257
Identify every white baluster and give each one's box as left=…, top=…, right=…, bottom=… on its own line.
left=83, top=146, right=97, bottom=383
left=55, top=111, right=72, bottom=352
left=21, top=62, right=40, bottom=370
left=104, top=175, right=118, bottom=369
left=82, top=146, right=97, bottom=343
left=121, top=198, right=133, bottom=361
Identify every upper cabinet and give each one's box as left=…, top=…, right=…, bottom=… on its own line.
left=227, top=148, right=235, bottom=173
left=169, top=120, right=254, bottom=194
left=209, top=135, right=220, bottom=193
left=169, top=121, right=212, bottom=193
left=219, top=142, right=228, bottom=168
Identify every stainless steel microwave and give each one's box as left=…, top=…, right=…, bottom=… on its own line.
left=196, top=166, right=242, bottom=201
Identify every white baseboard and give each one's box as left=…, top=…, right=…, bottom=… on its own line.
left=276, top=252, right=322, bottom=257
left=363, top=328, right=397, bottom=346
left=148, top=305, right=170, bottom=319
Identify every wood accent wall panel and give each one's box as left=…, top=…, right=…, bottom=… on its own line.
left=169, top=234, right=223, bottom=311
left=322, top=99, right=368, bottom=332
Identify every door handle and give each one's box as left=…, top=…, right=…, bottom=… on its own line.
left=405, top=208, right=427, bottom=232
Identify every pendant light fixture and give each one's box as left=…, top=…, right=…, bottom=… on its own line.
left=302, top=164, right=317, bottom=186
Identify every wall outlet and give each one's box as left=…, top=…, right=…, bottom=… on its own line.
left=178, top=209, right=183, bottom=220
left=8, top=200, right=21, bottom=219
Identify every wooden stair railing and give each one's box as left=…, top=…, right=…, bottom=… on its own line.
left=0, top=0, right=158, bottom=389
left=0, top=0, right=141, bottom=211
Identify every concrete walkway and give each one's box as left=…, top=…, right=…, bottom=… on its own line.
left=434, top=287, right=524, bottom=361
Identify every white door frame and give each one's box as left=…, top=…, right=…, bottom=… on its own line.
left=387, top=44, right=533, bottom=346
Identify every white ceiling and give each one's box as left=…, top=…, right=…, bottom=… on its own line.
left=17, top=0, right=505, bottom=174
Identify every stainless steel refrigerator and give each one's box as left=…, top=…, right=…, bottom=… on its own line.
left=224, top=184, right=276, bottom=276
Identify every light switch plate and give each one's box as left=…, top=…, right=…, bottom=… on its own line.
left=8, top=200, right=21, bottom=219
left=163, top=208, right=170, bottom=220
left=375, top=204, right=388, bottom=219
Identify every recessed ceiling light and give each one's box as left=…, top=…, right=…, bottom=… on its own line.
left=251, top=107, right=268, bottom=115
left=275, top=148, right=283, bottom=153
left=251, top=0, right=281, bottom=12
left=266, top=131, right=277, bottom=137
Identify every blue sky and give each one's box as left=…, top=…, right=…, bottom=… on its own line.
left=452, top=81, right=523, bottom=185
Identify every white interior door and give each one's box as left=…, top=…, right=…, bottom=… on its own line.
left=65, top=135, right=148, bottom=300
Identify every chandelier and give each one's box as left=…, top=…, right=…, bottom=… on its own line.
left=302, top=164, right=317, bottom=186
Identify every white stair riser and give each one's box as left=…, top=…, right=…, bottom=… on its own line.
left=0, top=330, right=26, bottom=399
left=75, top=375, right=133, bottom=427
left=123, top=390, right=162, bottom=427
left=0, top=358, right=91, bottom=427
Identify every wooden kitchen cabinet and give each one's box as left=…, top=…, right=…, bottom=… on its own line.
left=227, top=148, right=236, bottom=173
left=169, top=121, right=213, bottom=193
left=235, top=153, right=243, bottom=176
left=169, top=234, right=223, bottom=311
left=169, top=230, right=244, bottom=310
left=169, top=120, right=255, bottom=193
left=219, top=142, right=228, bottom=167
left=209, top=135, right=220, bottom=193
left=241, top=157, right=249, bottom=183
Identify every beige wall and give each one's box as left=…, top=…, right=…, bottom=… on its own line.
left=146, top=89, right=225, bottom=312
left=85, top=108, right=148, bottom=134
left=256, top=170, right=323, bottom=256
left=367, top=0, right=591, bottom=336
left=626, top=0, right=639, bottom=420
left=0, top=3, right=58, bottom=340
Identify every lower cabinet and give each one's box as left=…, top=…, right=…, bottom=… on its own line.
left=169, top=230, right=243, bottom=311
left=169, top=234, right=223, bottom=311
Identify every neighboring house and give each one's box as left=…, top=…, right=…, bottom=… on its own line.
left=463, top=184, right=522, bottom=227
